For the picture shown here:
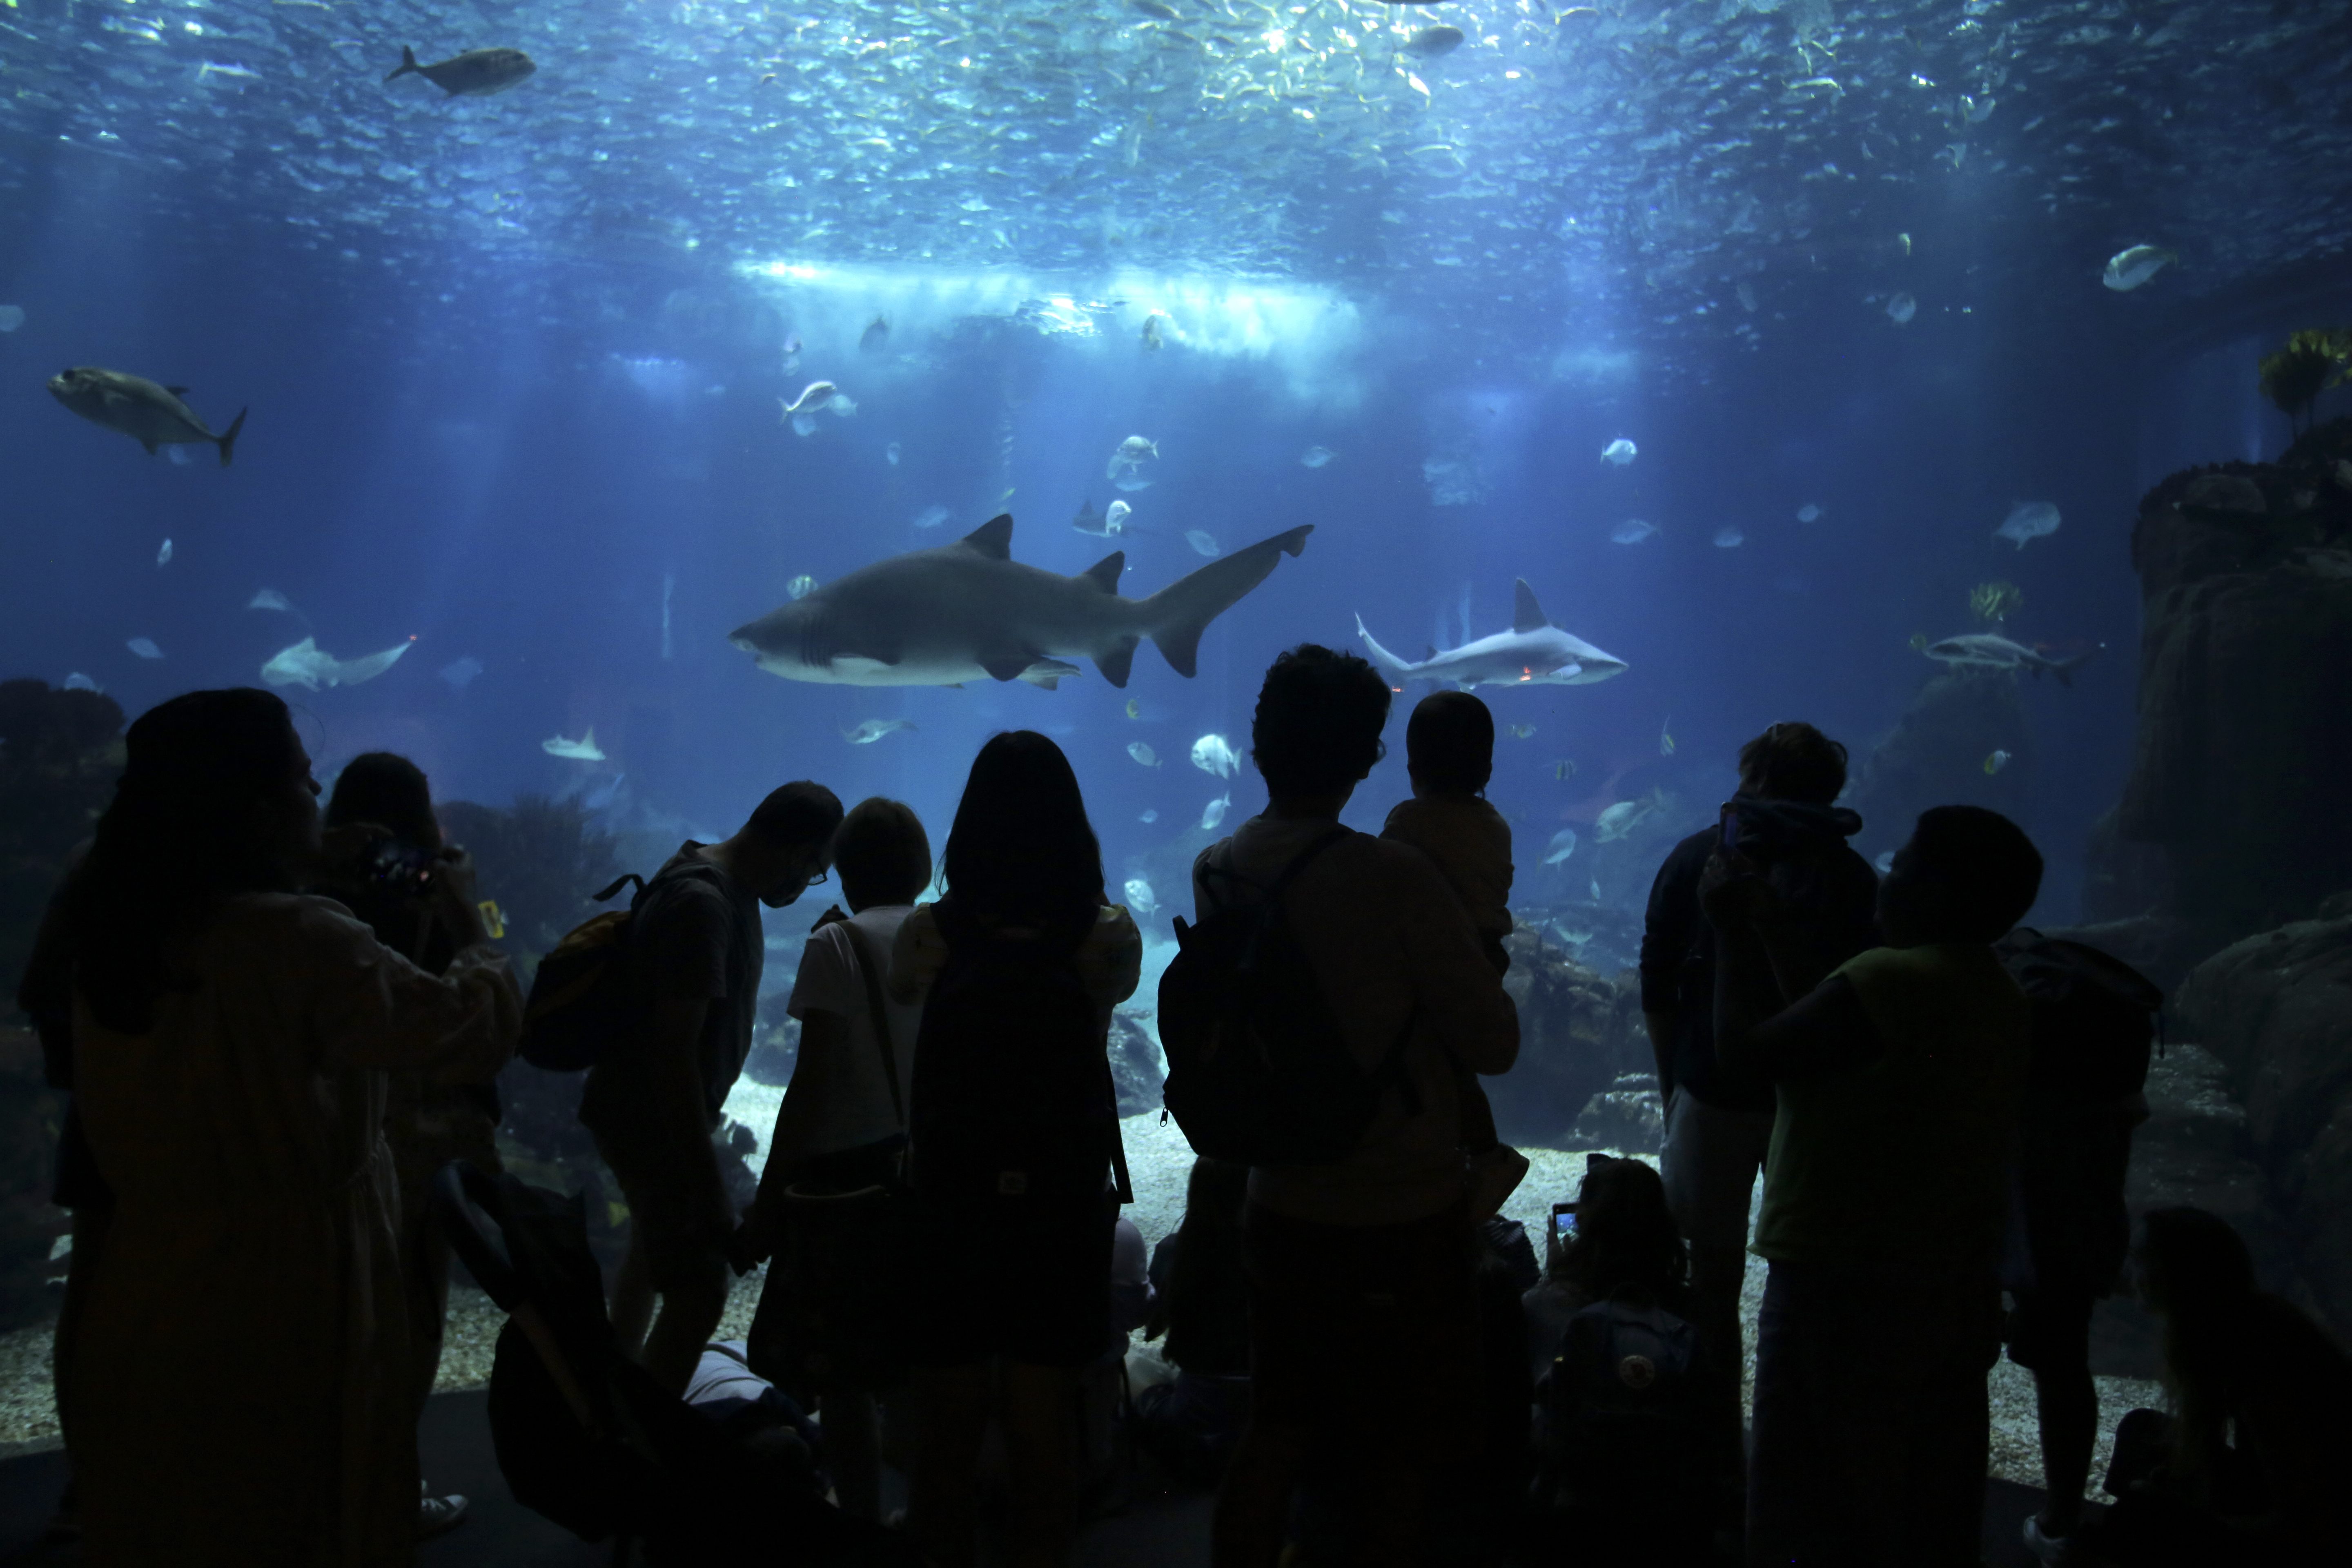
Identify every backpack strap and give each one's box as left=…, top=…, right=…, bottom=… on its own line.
left=838, top=920, right=907, bottom=1132
left=1106, top=1060, right=1135, bottom=1205
left=1197, top=824, right=1354, bottom=909
left=592, top=872, right=646, bottom=904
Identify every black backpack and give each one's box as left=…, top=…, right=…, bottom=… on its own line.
left=1995, top=928, right=2164, bottom=1295
left=1995, top=927, right=2163, bottom=1105
left=908, top=902, right=1129, bottom=1207
left=519, top=863, right=728, bottom=1071
left=1158, top=829, right=1415, bottom=1167
left=1529, top=1290, right=1711, bottom=1556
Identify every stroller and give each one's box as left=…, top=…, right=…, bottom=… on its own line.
left=429, top=1160, right=924, bottom=1566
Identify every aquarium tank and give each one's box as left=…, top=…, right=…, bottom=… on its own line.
left=4, top=0, right=2352, bottom=1481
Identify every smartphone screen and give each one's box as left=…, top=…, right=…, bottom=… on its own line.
left=1550, top=1202, right=1579, bottom=1243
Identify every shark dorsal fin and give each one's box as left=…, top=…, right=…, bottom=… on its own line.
left=1512, top=578, right=1549, bottom=634
left=581, top=726, right=595, bottom=746
left=1080, top=552, right=1125, bottom=592
left=961, top=514, right=1014, bottom=559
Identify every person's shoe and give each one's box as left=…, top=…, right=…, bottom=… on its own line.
left=1466, top=1143, right=1532, bottom=1221
left=2022, top=1514, right=2078, bottom=1565
left=418, top=1492, right=470, bottom=1539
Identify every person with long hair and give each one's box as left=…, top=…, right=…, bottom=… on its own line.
left=1523, top=1155, right=1693, bottom=1381
left=888, top=731, right=1140, bottom=1568
left=2079, top=1207, right=2352, bottom=1566
left=52, top=689, right=521, bottom=1566
left=315, top=751, right=503, bottom=1538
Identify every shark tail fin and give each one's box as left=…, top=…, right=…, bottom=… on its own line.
left=1354, top=614, right=1416, bottom=684
left=2049, top=648, right=2098, bottom=687
left=386, top=46, right=421, bottom=83
left=1138, top=525, right=1312, bottom=677
left=216, top=407, right=247, bottom=468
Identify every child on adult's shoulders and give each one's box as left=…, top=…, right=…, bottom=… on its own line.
left=1379, top=690, right=1529, bottom=1221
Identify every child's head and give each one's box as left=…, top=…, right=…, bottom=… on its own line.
left=1405, top=690, right=1494, bottom=796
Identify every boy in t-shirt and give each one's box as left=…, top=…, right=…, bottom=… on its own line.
left=1380, top=690, right=1530, bottom=1220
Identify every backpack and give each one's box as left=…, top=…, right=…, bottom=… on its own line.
left=907, top=902, right=1128, bottom=1207
left=1158, top=829, right=1416, bottom=1167
left=1994, top=928, right=2163, bottom=1105
left=1529, top=1291, right=1710, bottom=1553
left=518, top=863, right=726, bottom=1071
left=1994, top=928, right=2164, bottom=1295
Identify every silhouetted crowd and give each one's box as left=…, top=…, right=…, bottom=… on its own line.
left=13, top=648, right=2352, bottom=1568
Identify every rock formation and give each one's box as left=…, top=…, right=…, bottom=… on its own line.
left=1491, top=929, right=1649, bottom=1148
left=2172, top=913, right=2352, bottom=1340
left=2104, top=416, right=2352, bottom=935
left=1844, top=668, right=2035, bottom=866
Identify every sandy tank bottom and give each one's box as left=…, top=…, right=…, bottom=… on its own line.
left=0, top=1095, right=2162, bottom=1505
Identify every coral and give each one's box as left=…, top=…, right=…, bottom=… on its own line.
left=435, top=793, right=622, bottom=969
left=2257, top=327, right=2352, bottom=436
left=1969, top=579, right=2022, bottom=623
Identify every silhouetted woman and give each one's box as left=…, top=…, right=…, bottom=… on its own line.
left=889, top=731, right=1140, bottom=1568
left=2085, top=1207, right=2352, bottom=1566
left=55, top=690, right=519, bottom=1567
left=316, top=751, right=505, bottom=1539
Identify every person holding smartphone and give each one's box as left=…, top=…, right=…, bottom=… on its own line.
left=1521, top=1155, right=1692, bottom=1384
left=1637, top=721, right=1878, bottom=1504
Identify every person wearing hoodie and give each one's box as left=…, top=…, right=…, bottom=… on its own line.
left=1637, top=721, right=1879, bottom=1508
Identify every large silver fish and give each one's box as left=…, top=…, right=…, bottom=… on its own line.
left=48, top=367, right=247, bottom=465
left=730, top=513, right=1311, bottom=689
left=1922, top=633, right=2097, bottom=686
left=384, top=46, right=537, bottom=98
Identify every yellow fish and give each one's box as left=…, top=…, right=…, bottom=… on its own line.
left=1659, top=716, right=1675, bottom=757
left=1551, top=760, right=1577, bottom=781
left=477, top=900, right=505, bottom=940
left=1984, top=748, right=2012, bottom=775
left=1125, top=698, right=1141, bottom=719
left=1508, top=723, right=1537, bottom=739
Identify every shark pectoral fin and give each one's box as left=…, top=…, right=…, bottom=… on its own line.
left=1020, top=659, right=1081, bottom=690
left=1513, top=578, right=1550, bottom=634
left=1095, top=640, right=1138, bottom=688
left=960, top=514, right=1015, bottom=560
left=1080, top=552, right=1125, bottom=592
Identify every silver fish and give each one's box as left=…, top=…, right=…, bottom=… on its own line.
left=49, top=368, right=246, bottom=465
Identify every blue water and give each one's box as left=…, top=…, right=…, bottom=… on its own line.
left=4, top=0, right=2350, bottom=943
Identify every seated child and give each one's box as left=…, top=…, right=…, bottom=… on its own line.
left=1380, top=690, right=1530, bottom=1220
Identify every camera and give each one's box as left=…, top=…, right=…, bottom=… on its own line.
left=366, top=839, right=437, bottom=896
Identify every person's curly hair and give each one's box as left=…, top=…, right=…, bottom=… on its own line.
left=1250, top=644, right=1390, bottom=797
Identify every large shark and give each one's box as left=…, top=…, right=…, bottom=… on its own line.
left=730, top=513, right=1312, bottom=689
left=1356, top=578, right=1628, bottom=689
